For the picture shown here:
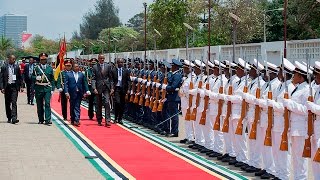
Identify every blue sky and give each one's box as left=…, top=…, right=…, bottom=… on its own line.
left=0, top=0, right=153, bottom=40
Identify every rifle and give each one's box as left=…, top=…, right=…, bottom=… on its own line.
left=213, top=52, right=224, bottom=130
left=157, top=60, right=168, bottom=112
left=264, top=59, right=273, bottom=146
left=149, top=72, right=157, bottom=108
left=139, top=69, right=147, bottom=106
left=129, top=69, right=136, bottom=102
left=222, top=59, right=233, bottom=133
left=303, top=49, right=313, bottom=158
left=133, top=68, right=142, bottom=104
left=249, top=51, right=261, bottom=139
left=199, top=51, right=208, bottom=125
left=185, top=52, right=195, bottom=120
left=280, top=54, right=290, bottom=151
left=152, top=59, right=160, bottom=111
left=235, top=58, right=249, bottom=135
left=191, top=60, right=203, bottom=121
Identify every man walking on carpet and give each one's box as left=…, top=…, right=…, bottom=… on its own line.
left=64, top=63, right=90, bottom=126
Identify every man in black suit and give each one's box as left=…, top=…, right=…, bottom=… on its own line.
left=0, top=55, right=23, bottom=124
left=24, top=57, right=35, bottom=105
left=91, top=54, right=114, bottom=126
left=112, top=58, right=130, bottom=124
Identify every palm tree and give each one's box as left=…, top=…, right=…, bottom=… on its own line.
left=0, top=36, right=13, bottom=59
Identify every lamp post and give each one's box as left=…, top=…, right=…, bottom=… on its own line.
left=229, top=12, right=241, bottom=63
left=263, top=8, right=284, bottom=43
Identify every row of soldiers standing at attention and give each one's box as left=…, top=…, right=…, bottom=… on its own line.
left=176, top=57, right=320, bottom=180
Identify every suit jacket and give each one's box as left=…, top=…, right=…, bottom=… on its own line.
left=91, top=63, right=114, bottom=93
left=24, top=63, right=35, bottom=83
left=64, top=71, right=89, bottom=98
left=0, top=63, right=23, bottom=90
left=112, top=67, right=130, bottom=92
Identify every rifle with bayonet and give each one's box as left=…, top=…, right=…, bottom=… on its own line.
left=214, top=59, right=224, bottom=130
left=139, top=61, right=148, bottom=106
left=264, top=57, right=273, bottom=146
left=222, top=52, right=233, bottom=133
left=133, top=63, right=142, bottom=104
left=157, top=60, right=168, bottom=112
left=249, top=51, right=262, bottom=139
left=303, top=49, right=314, bottom=158
left=191, top=59, right=203, bottom=121
left=235, top=57, right=249, bottom=135
left=185, top=53, right=195, bottom=120
left=152, top=59, right=160, bottom=112
left=280, top=53, right=290, bottom=151
left=199, top=52, right=208, bottom=125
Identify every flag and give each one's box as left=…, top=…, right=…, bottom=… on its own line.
left=54, top=36, right=67, bottom=81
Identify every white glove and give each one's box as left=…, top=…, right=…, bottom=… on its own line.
left=257, top=99, right=267, bottom=108
left=162, top=84, right=167, bottom=90
left=86, top=91, right=91, bottom=95
left=138, top=78, right=142, bottom=82
left=282, top=99, right=290, bottom=107
left=51, top=91, right=54, bottom=95
left=133, top=77, right=137, bottom=81
left=156, top=83, right=161, bottom=88
left=188, top=89, right=198, bottom=96
left=145, top=94, right=149, bottom=99
left=142, top=79, right=147, bottom=84
left=58, top=88, right=63, bottom=92
left=224, top=95, right=230, bottom=101
left=152, top=82, right=156, bottom=86
left=36, top=76, right=42, bottom=81
left=267, top=99, right=275, bottom=107
left=130, top=76, right=133, bottom=81
left=198, top=89, right=205, bottom=98
left=130, top=90, right=133, bottom=94
left=218, top=93, right=226, bottom=100
left=306, top=101, right=313, bottom=111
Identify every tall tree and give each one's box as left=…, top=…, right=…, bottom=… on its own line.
left=0, top=36, right=14, bottom=59
left=126, top=12, right=144, bottom=32
left=79, top=0, right=121, bottom=40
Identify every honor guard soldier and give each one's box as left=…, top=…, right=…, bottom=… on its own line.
left=265, top=58, right=295, bottom=179
left=33, top=53, right=55, bottom=125
left=306, top=61, right=320, bottom=179
left=179, top=59, right=196, bottom=143
left=56, top=60, right=72, bottom=120
left=161, top=59, right=183, bottom=137
left=240, top=58, right=265, bottom=173
left=85, top=58, right=97, bottom=120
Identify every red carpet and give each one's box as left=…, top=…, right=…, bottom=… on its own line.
left=51, top=93, right=220, bottom=180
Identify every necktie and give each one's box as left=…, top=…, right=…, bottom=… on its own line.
left=291, top=86, right=298, bottom=96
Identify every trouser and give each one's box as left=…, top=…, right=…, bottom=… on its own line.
left=165, top=101, right=179, bottom=134
left=232, top=119, right=248, bottom=163
left=312, top=136, right=320, bottom=180
left=247, top=122, right=263, bottom=169
left=60, top=92, right=68, bottom=119
left=161, top=102, right=169, bottom=133
left=291, top=136, right=308, bottom=180
left=272, top=131, right=290, bottom=179
left=4, top=84, right=18, bottom=121
left=96, top=89, right=111, bottom=123
left=213, top=115, right=224, bottom=154
left=35, top=91, right=52, bottom=122
left=70, top=92, right=82, bottom=123
left=203, top=113, right=214, bottom=150
left=222, top=115, right=235, bottom=157
left=135, top=104, right=144, bottom=123
left=114, top=87, right=126, bottom=121
left=194, top=112, right=205, bottom=146
left=182, top=108, right=194, bottom=141
left=88, top=93, right=95, bottom=119
left=26, top=81, right=34, bottom=103
left=260, top=126, right=275, bottom=174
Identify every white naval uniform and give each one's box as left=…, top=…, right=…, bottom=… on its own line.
left=256, top=77, right=281, bottom=175
left=206, top=74, right=227, bottom=154
left=179, top=72, right=196, bottom=141
left=221, top=75, right=239, bottom=157
left=306, top=86, right=320, bottom=180
left=189, top=74, right=207, bottom=146
left=242, top=76, right=265, bottom=169
left=225, top=75, right=249, bottom=163
left=283, top=82, right=309, bottom=180
left=268, top=79, right=295, bottom=179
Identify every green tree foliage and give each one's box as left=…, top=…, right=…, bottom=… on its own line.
left=27, top=35, right=59, bottom=55
left=79, top=0, right=121, bottom=40
left=126, top=12, right=144, bottom=32
left=0, top=36, right=14, bottom=59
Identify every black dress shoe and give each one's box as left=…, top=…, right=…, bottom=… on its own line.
left=217, top=154, right=229, bottom=160
left=246, top=167, right=260, bottom=173
left=118, top=121, right=123, bottom=125
left=261, top=172, right=274, bottom=179
left=200, top=148, right=211, bottom=153
left=30, top=103, right=34, bottom=105
left=166, top=133, right=178, bottom=137
left=209, top=152, right=221, bottom=158
left=45, top=121, right=52, bottom=125
left=105, top=122, right=111, bottom=127
left=11, top=120, right=19, bottom=124
left=7, top=119, right=11, bottom=123
left=191, top=144, right=200, bottom=149
left=255, top=170, right=266, bottom=176
left=38, top=121, right=44, bottom=124
left=272, top=177, right=281, bottom=180
left=228, top=159, right=238, bottom=165
left=205, top=150, right=214, bottom=155
left=98, top=123, right=102, bottom=126
left=240, top=164, right=250, bottom=170
left=180, top=139, right=188, bottom=144
left=160, top=131, right=167, bottom=135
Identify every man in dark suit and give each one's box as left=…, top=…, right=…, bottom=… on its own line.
left=24, top=57, right=36, bottom=105
left=0, top=55, right=23, bottom=124
left=91, top=54, right=114, bottom=126
left=64, top=63, right=90, bottom=126
left=112, top=58, right=130, bottom=124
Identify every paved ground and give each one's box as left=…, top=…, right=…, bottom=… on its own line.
left=0, top=93, right=104, bottom=180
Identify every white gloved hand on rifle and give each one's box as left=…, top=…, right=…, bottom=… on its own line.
left=36, top=76, right=42, bottom=81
